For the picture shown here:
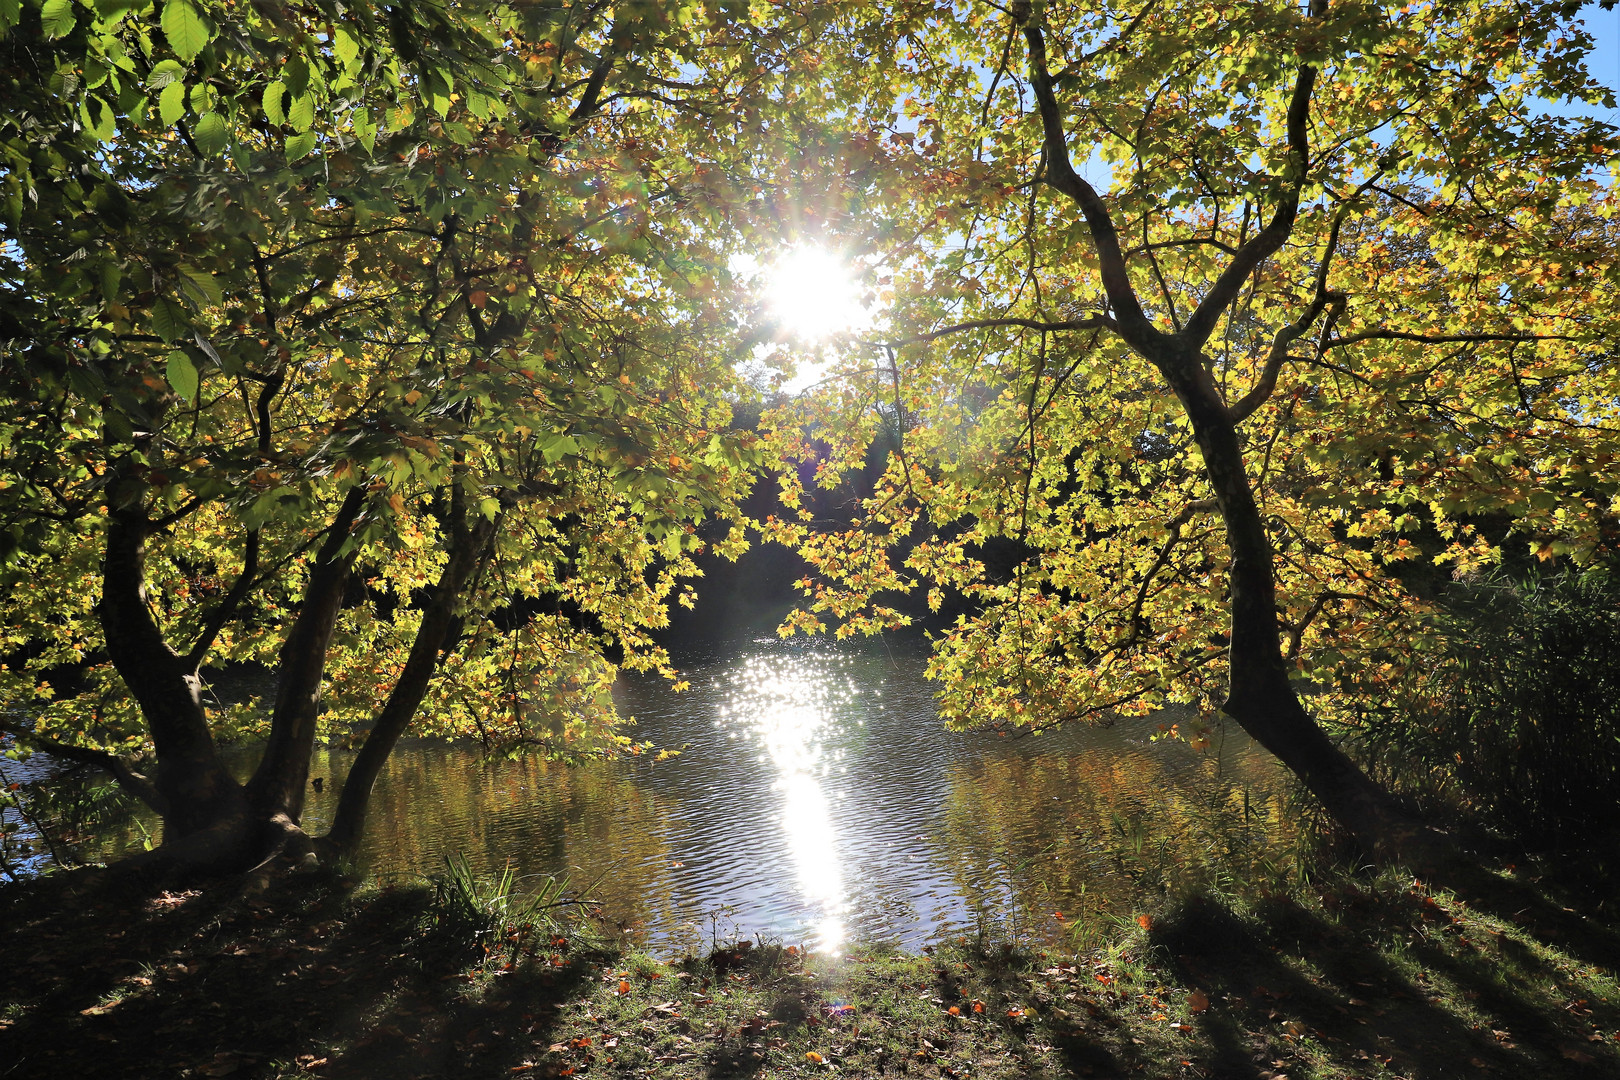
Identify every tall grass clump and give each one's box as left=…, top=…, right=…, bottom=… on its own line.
left=1352, top=568, right=1620, bottom=846
left=428, top=853, right=580, bottom=945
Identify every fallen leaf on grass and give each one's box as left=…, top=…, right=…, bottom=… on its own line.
left=1188, top=990, right=1209, bottom=1013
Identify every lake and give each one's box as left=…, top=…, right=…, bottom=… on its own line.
left=18, top=637, right=1295, bottom=954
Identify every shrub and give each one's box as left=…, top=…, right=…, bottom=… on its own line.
left=1350, top=568, right=1620, bottom=846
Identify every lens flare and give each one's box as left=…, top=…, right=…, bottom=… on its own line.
left=764, top=246, right=869, bottom=341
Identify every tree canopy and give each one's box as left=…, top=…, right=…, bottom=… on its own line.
left=758, top=0, right=1618, bottom=849
left=0, top=0, right=805, bottom=865
left=1, top=0, right=1616, bottom=865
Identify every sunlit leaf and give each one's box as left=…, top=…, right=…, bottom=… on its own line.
left=39, top=0, right=75, bottom=39
left=191, top=111, right=226, bottom=156
left=166, top=351, right=199, bottom=401
left=160, top=0, right=212, bottom=63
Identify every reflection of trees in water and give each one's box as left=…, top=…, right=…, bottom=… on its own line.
left=938, top=742, right=1293, bottom=941
left=337, top=748, right=684, bottom=936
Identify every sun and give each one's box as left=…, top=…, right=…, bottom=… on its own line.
left=763, top=246, right=870, bottom=341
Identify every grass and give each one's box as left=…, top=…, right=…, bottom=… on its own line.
left=2, top=846, right=1618, bottom=1079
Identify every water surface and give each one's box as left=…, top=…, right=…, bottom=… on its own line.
left=56, top=639, right=1294, bottom=951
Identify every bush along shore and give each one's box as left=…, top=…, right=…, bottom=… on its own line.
left=3, top=847, right=1619, bottom=1080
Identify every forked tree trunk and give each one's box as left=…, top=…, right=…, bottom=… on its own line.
left=1012, top=5, right=1432, bottom=856
left=97, top=484, right=368, bottom=872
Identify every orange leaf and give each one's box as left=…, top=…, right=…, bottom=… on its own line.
left=805, top=1051, right=824, bottom=1063
left=617, top=980, right=630, bottom=995
left=469, top=290, right=488, bottom=309
left=1188, top=990, right=1210, bottom=1013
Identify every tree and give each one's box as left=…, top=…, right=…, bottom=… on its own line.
left=0, top=0, right=788, bottom=870
left=760, top=0, right=1619, bottom=852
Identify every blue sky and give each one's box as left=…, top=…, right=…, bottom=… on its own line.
left=1575, top=3, right=1618, bottom=114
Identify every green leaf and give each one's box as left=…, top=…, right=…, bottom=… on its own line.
left=159, top=80, right=186, bottom=126
left=166, top=351, right=199, bottom=401
left=333, top=25, right=360, bottom=67
left=192, top=110, right=227, bottom=155
left=287, top=92, right=315, bottom=133
left=541, top=434, right=578, bottom=464
left=284, top=130, right=316, bottom=160
left=351, top=106, right=376, bottom=152
left=478, top=496, right=501, bottom=520
left=146, top=59, right=185, bottom=90
left=261, top=80, right=287, bottom=126
left=283, top=54, right=310, bottom=98
left=161, top=0, right=212, bottom=63
left=178, top=266, right=222, bottom=306
left=0, top=0, right=21, bottom=34
left=151, top=296, right=188, bottom=342
left=39, top=0, right=76, bottom=38
left=81, top=96, right=116, bottom=142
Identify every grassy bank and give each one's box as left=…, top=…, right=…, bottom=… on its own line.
left=3, top=849, right=1619, bottom=1080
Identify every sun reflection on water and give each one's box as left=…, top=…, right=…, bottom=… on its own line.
left=716, top=653, right=855, bottom=952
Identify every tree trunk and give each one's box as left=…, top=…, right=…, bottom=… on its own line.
left=245, top=487, right=366, bottom=823
left=1158, top=344, right=1420, bottom=852
left=324, top=513, right=496, bottom=853
left=100, top=500, right=247, bottom=839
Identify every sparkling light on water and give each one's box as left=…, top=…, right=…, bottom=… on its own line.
left=718, top=654, right=852, bottom=952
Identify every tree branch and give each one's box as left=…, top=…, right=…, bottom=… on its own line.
left=1018, top=10, right=1158, bottom=347
left=1323, top=328, right=1572, bottom=350
left=0, top=721, right=169, bottom=816
left=1126, top=499, right=1218, bottom=638
left=183, top=529, right=261, bottom=671
left=868, top=314, right=1117, bottom=351
left=1180, top=4, right=1324, bottom=348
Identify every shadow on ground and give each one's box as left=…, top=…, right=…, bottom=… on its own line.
left=2, top=851, right=1618, bottom=1080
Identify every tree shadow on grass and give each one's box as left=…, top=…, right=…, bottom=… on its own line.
left=1152, top=882, right=1620, bottom=1080
left=0, top=867, right=603, bottom=1080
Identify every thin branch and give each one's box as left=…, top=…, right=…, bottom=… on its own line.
left=1323, top=329, right=1573, bottom=350
left=150, top=493, right=209, bottom=530
left=183, top=529, right=261, bottom=671
left=1179, top=2, right=1324, bottom=348
left=1126, top=499, right=1218, bottom=637
left=0, top=721, right=169, bottom=816
left=867, top=314, right=1117, bottom=350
